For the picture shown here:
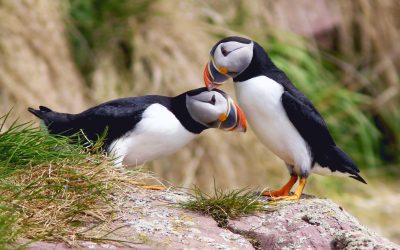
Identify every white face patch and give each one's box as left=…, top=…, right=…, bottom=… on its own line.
left=213, top=41, right=254, bottom=75
left=186, top=91, right=228, bottom=126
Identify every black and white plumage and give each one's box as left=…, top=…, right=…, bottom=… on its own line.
left=204, top=36, right=366, bottom=200
left=28, top=87, right=246, bottom=167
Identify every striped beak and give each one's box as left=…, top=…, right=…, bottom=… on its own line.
left=204, top=58, right=229, bottom=90
left=212, top=97, right=247, bottom=132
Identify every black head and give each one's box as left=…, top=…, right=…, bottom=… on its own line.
left=203, top=36, right=276, bottom=89
left=209, top=36, right=252, bottom=56
left=172, top=87, right=246, bottom=134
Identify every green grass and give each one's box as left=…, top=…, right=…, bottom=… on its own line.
left=0, top=112, right=138, bottom=248
left=180, top=185, right=274, bottom=227
left=0, top=113, right=94, bottom=175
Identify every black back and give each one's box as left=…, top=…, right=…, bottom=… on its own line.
left=28, top=88, right=211, bottom=148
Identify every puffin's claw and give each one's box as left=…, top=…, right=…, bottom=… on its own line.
left=271, top=194, right=301, bottom=201
left=262, top=189, right=289, bottom=197
left=140, top=185, right=166, bottom=191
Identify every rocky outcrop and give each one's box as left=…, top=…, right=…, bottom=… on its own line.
left=26, top=188, right=398, bottom=250
left=228, top=197, right=398, bottom=250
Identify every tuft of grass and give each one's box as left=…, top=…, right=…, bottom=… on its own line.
left=0, top=112, right=141, bottom=248
left=0, top=112, right=95, bottom=177
left=180, top=185, right=273, bottom=227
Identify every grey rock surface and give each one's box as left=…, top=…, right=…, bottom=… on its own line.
left=229, top=197, right=399, bottom=250
left=26, top=189, right=399, bottom=250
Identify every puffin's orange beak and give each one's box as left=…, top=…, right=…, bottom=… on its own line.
left=203, top=63, right=215, bottom=90
left=233, top=102, right=247, bottom=132
left=203, top=60, right=229, bottom=90
left=217, top=97, right=247, bottom=133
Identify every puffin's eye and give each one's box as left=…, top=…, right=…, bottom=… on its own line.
left=209, top=94, right=216, bottom=105
left=221, top=46, right=229, bottom=57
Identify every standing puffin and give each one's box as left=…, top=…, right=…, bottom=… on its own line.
left=28, top=87, right=246, bottom=167
left=203, top=36, right=366, bottom=200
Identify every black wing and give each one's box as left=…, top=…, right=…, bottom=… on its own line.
left=281, top=91, right=366, bottom=183
left=281, top=91, right=335, bottom=150
left=266, top=70, right=316, bottom=110
left=29, top=95, right=170, bottom=147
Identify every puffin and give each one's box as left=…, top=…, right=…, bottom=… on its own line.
left=28, top=87, right=246, bottom=167
left=203, top=36, right=366, bottom=200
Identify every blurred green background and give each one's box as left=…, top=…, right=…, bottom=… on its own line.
left=0, top=0, right=399, bottom=243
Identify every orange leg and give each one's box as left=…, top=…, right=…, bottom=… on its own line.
left=273, top=177, right=307, bottom=201
left=262, top=175, right=298, bottom=197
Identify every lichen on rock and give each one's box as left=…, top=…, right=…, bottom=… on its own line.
left=25, top=190, right=399, bottom=249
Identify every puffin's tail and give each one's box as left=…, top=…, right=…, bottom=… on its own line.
left=28, top=106, right=71, bottom=134
left=28, top=106, right=53, bottom=126
left=326, top=146, right=367, bottom=184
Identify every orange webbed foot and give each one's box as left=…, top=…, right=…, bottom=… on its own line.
left=262, top=175, right=298, bottom=198
left=272, top=177, right=307, bottom=201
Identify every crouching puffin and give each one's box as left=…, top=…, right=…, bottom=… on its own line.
left=28, top=87, right=246, bottom=167
left=203, top=36, right=366, bottom=200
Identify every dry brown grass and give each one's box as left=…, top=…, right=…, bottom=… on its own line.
left=0, top=113, right=160, bottom=247
left=334, top=1, right=400, bottom=139
left=2, top=158, right=149, bottom=245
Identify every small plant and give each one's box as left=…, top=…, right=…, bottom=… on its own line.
left=180, top=185, right=273, bottom=227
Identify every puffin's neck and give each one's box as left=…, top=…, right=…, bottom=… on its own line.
left=233, top=42, right=278, bottom=82
left=171, top=94, right=207, bottom=134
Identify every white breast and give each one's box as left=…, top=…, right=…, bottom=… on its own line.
left=108, top=104, right=196, bottom=167
left=234, top=76, right=312, bottom=175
